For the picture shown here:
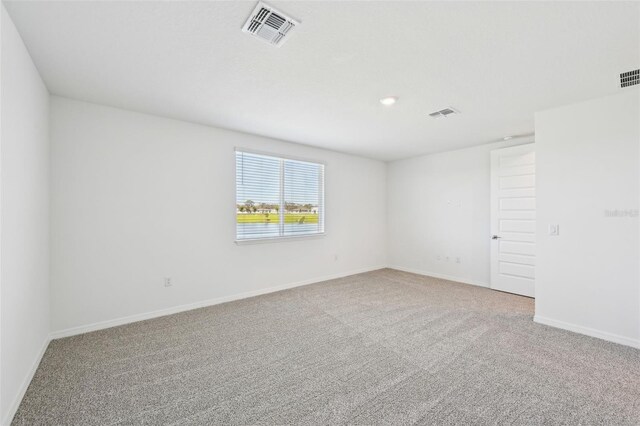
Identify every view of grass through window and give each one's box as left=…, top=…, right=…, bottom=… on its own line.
left=236, top=151, right=324, bottom=240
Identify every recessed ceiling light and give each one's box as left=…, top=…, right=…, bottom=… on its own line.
left=380, top=96, right=398, bottom=106
left=503, top=136, right=513, bottom=140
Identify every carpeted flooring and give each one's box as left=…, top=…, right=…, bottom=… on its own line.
left=12, top=269, right=640, bottom=425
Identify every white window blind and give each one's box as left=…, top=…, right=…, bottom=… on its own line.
left=236, top=150, right=325, bottom=241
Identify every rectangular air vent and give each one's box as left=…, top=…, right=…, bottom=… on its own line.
left=242, top=2, right=300, bottom=47
left=620, top=69, right=639, bottom=88
left=428, top=107, right=460, bottom=119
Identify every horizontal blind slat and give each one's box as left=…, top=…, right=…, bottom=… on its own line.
left=236, top=151, right=324, bottom=240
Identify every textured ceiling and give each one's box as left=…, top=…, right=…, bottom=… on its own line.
left=4, top=1, right=639, bottom=161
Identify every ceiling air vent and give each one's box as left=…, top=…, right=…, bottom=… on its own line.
left=620, top=69, right=639, bottom=88
left=428, top=107, right=460, bottom=119
left=242, top=2, right=300, bottom=47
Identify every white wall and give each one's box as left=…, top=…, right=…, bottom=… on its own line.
left=0, top=6, right=51, bottom=424
left=535, top=90, right=640, bottom=348
left=387, top=139, right=532, bottom=286
left=50, top=97, right=387, bottom=333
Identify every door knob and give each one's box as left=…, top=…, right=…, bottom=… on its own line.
left=491, top=235, right=501, bottom=240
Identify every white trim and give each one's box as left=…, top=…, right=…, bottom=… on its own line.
left=50, top=265, right=386, bottom=339
left=235, top=232, right=326, bottom=245
left=234, top=148, right=326, bottom=243
left=489, top=143, right=536, bottom=297
left=389, top=267, right=639, bottom=349
left=534, top=315, right=640, bottom=349
left=2, top=336, right=50, bottom=426
left=387, top=265, right=489, bottom=288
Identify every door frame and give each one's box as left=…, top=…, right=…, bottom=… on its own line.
left=490, top=143, right=536, bottom=297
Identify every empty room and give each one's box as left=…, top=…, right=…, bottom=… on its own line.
left=1, top=1, right=639, bottom=425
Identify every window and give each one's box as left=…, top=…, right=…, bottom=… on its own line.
left=235, top=150, right=325, bottom=241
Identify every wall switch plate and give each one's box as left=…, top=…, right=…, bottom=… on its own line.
left=164, top=277, right=172, bottom=287
left=548, top=224, right=560, bottom=236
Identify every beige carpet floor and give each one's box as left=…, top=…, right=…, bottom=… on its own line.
left=12, top=269, right=640, bottom=425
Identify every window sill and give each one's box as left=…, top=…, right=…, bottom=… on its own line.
left=235, top=233, right=326, bottom=245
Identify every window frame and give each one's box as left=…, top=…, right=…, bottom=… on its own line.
left=234, top=147, right=326, bottom=244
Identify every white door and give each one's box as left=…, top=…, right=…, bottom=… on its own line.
left=490, top=144, right=536, bottom=297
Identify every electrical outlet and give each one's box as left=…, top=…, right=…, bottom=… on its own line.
left=164, top=277, right=172, bottom=287
left=456, top=257, right=461, bottom=264
left=548, top=224, right=560, bottom=236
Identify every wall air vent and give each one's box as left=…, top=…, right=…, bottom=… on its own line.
left=428, top=107, right=460, bottom=119
left=620, top=69, right=639, bottom=88
left=242, top=2, right=300, bottom=47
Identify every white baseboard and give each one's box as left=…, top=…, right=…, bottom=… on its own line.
left=534, top=315, right=640, bottom=349
left=7, top=269, right=638, bottom=426
left=2, top=336, right=51, bottom=426
left=387, top=265, right=489, bottom=288
left=390, top=267, right=639, bottom=349
left=50, top=265, right=386, bottom=339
